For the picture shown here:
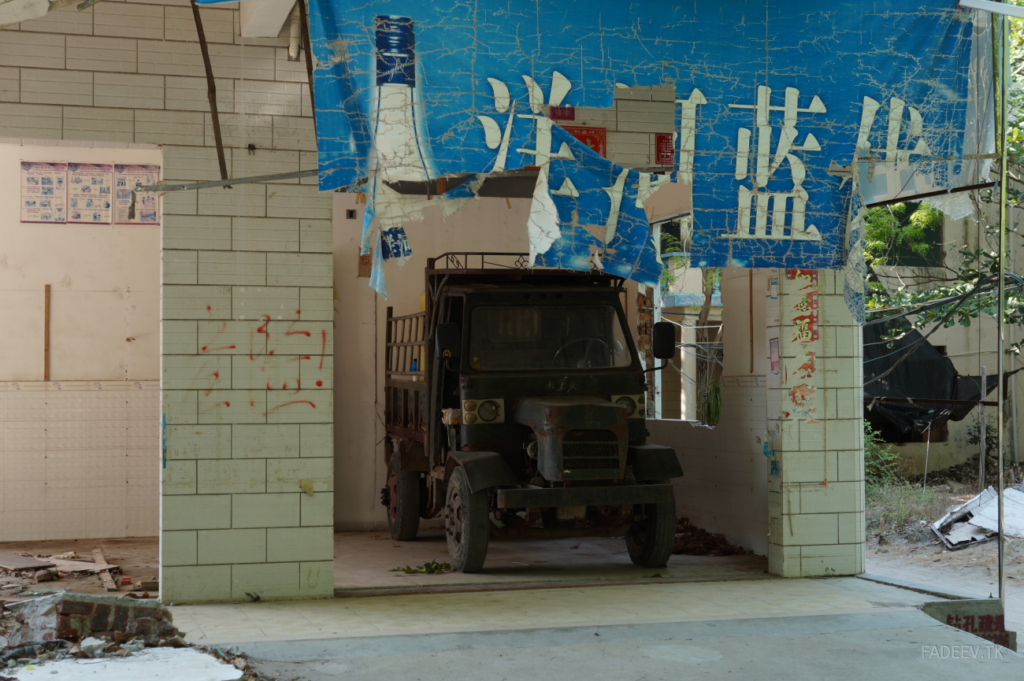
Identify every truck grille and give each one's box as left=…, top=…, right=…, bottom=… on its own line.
left=562, top=457, right=620, bottom=470
left=562, top=429, right=619, bottom=461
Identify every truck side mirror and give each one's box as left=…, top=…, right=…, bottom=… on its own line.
left=651, top=321, right=675, bottom=360
left=435, top=323, right=461, bottom=362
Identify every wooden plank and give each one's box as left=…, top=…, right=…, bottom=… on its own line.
left=92, top=549, right=119, bottom=592
left=0, top=551, right=53, bottom=571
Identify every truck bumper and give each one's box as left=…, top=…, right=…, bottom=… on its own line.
left=495, top=483, right=673, bottom=509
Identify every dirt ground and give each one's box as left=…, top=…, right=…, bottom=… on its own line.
left=0, top=537, right=158, bottom=602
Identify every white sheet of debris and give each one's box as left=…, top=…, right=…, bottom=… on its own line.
left=932, top=486, right=1024, bottom=549
left=12, top=647, right=243, bottom=681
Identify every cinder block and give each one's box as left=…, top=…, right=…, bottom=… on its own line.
left=163, top=285, right=231, bottom=321
left=236, top=80, right=302, bottom=117
left=197, top=321, right=266, bottom=356
left=18, top=5, right=93, bottom=35
left=164, top=146, right=231, bottom=183
left=162, top=531, right=197, bottom=566
left=163, top=565, right=232, bottom=603
left=204, top=112, right=272, bottom=148
left=615, top=99, right=675, bottom=134
left=162, top=494, right=231, bottom=531
left=162, top=189, right=197, bottom=217
left=266, top=390, right=332, bottom=424
left=162, top=390, right=197, bottom=425
left=267, top=253, right=331, bottom=287
left=300, top=492, right=332, bottom=527
left=267, top=184, right=331, bottom=220
left=0, top=67, right=18, bottom=103
left=299, top=561, right=334, bottom=598
left=162, top=251, right=198, bottom=286
left=232, top=355, right=299, bottom=391
left=798, top=542, right=864, bottom=576
left=65, top=36, right=138, bottom=73
left=197, top=528, right=267, bottom=564
left=196, top=456, right=264, bottom=493
left=769, top=512, right=838, bottom=546
left=231, top=562, right=300, bottom=601
left=275, top=50, right=308, bottom=84
left=232, top=216, right=299, bottom=252
left=298, top=288, right=333, bottom=321
left=821, top=357, right=859, bottom=389
left=232, top=424, right=299, bottom=458
left=266, top=527, right=333, bottom=562
left=266, top=458, right=332, bottom=494
left=166, top=425, right=232, bottom=460
left=298, top=219, right=332, bottom=253
left=767, top=543, right=803, bottom=578
left=94, top=72, right=164, bottom=110
left=799, top=419, right=825, bottom=451
left=135, top=109, right=205, bottom=146
left=162, top=320, right=198, bottom=355
left=232, top=286, right=300, bottom=321
left=198, top=390, right=267, bottom=425
left=825, top=418, right=861, bottom=451
left=197, top=251, right=267, bottom=286
left=205, top=43, right=276, bottom=80
left=163, top=354, right=230, bottom=390
left=232, top=148, right=300, bottom=180
left=199, top=183, right=266, bottom=218
left=21, top=69, right=92, bottom=106
left=0, top=102, right=61, bottom=138
left=794, top=481, right=863, bottom=515
left=778, top=450, right=835, bottom=484
left=836, top=449, right=864, bottom=482
left=138, top=39, right=204, bottom=77
left=300, top=424, right=332, bottom=458
left=606, top=132, right=650, bottom=166
left=273, top=115, right=316, bottom=152
left=0, top=32, right=64, bottom=70
left=821, top=294, right=857, bottom=327
left=267, top=322, right=331, bottom=355
left=63, top=106, right=134, bottom=143
left=163, top=216, right=232, bottom=251
left=832, top=326, right=861, bottom=359
left=567, top=106, right=616, bottom=130
left=162, top=460, right=196, bottom=495
left=838, top=512, right=865, bottom=544
left=165, top=5, right=234, bottom=44
left=94, top=2, right=164, bottom=40
left=165, top=75, right=234, bottom=114
left=232, top=493, right=299, bottom=528
left=299, top=355, right=332, bottom=391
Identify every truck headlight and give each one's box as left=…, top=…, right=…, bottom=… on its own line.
left=611, top=394, right=644, bottom=419
left=462, top=398, right=504, bottom=424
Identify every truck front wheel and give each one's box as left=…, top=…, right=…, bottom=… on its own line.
left=444, top=466, right=490, bottom=573
left=386, top=455, right=420, bottom=541
left=625, top=493, right=676, bottom=568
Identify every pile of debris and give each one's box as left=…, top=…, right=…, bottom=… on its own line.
left=0, top=548, right=158, bottom=599
left=931, top=485, right=1024, bottom=549
left=672, top=518, right=752, bottom=557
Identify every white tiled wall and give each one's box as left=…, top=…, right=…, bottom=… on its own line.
left=0, top=380, right=160, bottom=541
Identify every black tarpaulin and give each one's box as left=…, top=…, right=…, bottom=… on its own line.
left=863, top=323, right=1004, bottom=438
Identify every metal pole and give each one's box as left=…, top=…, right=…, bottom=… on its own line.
left=981, top=365, right=987, bottom=493
left=996, top=10, right=1008, bottom=606
left=190, top=0, right=229, bottom=182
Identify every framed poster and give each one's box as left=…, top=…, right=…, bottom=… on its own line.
left=68, top=163, right=113, bottom=224
left=20, top=162, right=67, bottom=224
left=114, top=164, right=161, bottom=225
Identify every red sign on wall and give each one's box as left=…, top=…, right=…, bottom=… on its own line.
left=550, top=106, right=575, bottom=121
left=655, top=133, right=674, bottom=166
left=563, top=126, right=607, bottom=158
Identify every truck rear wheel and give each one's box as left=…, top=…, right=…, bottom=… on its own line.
left=625, top=492, right=676, bottom=568
left=444, top=466, right=489, bottom=573
left=386, top=455, right=420, bottom=541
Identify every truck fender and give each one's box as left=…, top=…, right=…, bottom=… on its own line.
left=445, top=452, right=518, bottom=494
left=629, top=444, right=683, bottom=481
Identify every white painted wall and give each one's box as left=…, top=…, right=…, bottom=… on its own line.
left=0, top=142, right=162, bottom=381
left=0, top=140, right=162, bottom=540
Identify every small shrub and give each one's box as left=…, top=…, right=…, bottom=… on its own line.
left=864, top=421, right=901, bottom=483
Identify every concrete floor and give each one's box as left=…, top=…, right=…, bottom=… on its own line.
left=233, top=578, right=1024, bottom=680
left=334, top=530, right=767, bottom=592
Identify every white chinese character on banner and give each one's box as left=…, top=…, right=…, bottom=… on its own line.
left=855, top=96, right=932, bottom=165
left=728, top=86, right=826, bottom=241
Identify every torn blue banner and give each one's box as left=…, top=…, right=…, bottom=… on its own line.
left=202, top=0, right=984, bottom=279
left=534, top=125, right=667, bottom=287
left=381, top=226, right=412, bottom=263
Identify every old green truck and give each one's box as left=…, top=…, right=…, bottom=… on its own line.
left=380, top=252, right=682, bottom=572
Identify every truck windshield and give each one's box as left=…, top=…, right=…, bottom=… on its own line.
left=468, top=305, right=633, bottom=371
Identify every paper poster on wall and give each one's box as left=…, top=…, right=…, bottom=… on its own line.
left=67, top=163, right=113, bottom=224
left=769, top=337, right=780, bottom=375
left=114, top=164, right=161, bottom=225
left=20, top=162, right=67, bottom=224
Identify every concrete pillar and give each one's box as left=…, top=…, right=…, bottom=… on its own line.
left=765, top=269, right=864, bottom=577
left=160, top=197, right=335, bottom=603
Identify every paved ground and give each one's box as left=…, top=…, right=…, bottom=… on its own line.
left=239, top=610, right=1022, bottom=681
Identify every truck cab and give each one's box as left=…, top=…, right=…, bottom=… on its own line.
left=381, top=253, right=682, bottom=572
